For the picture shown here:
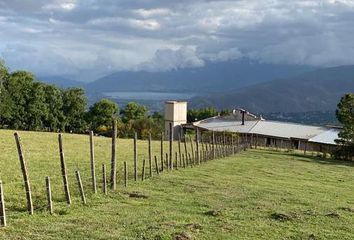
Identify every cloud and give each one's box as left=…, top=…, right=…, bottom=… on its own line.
left=139, top=46, right=205, bottom=71
left=43, top=1, right=77, bottom=11
left=0, top=0, right=354, bottom=80
left=202, top=48, right=244, bottom=62
left=133, top=8, right=171, bottom=18
left=89, top=17, right=161, bottom=31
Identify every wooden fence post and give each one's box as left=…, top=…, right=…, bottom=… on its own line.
left=201, top=139, right=205, bottom=161
left=175, top=152, right=178, bottom=170
left=212, top=131, right=216, bottom=159
left=111, top=119, right=117, bottom=190
left=238, top=135, right=241, bottom=152
left=188, top=153, right=193, bottom=168
left=45, top=176, right=53, bottom=215
left=124, top=161, right=128, bottom=187
left=185, top=152, right=188, bottom=167
left=165, top=153, right=169, bottom=171
left=196, top=128, right=200, bottom=165
left=169, top=123, right=173, bottom=170
left=142, top=159, right=146, bottom=181
left=205, top=137, right=209, bottom=152
left=148, top=133, right=153, bottom=177
left=89, top=131, right=97, bottom=193
left=189, top=136, right=194, bottom=164
left=160, top=155, right=164, bottom=173
left=134, top=132, right=138, bottom=181
left=58, top=133, right=71, bottom=205
left=178, top=134, right=182, bottom=168
left=154, top=156, right=160, bottom=175
left=231, top=134, right=234, bottom=154
left=102, top=164, right=107, bottom=195
left=0, top=181, right=6, bottom=227
left=75, top=171, right=86, bottom=205
left=160, top=132, right=164, bottom=172
left=184, top=133, right=188, bottom=162
left=182, top=154, right=186, bottom=168
left=14, top=132, right=34, bottom=214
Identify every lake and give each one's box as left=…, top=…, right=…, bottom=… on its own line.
left=103, top=91, right=197, bottom=101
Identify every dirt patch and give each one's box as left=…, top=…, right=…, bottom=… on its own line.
left=270, top=212, right=294, bottom=221
left=303, top=209, right=317, bottom=216
left=204, top=209, right=221, bottom=217
left=339, top=207, right=354, bottom=213
left=173, top=232, right=192, bottom=240
left=128, top=191, right=149, bottom=199
left=185, top=223, right=202, bottom=232
left=325, top=212, right=340, bottom=218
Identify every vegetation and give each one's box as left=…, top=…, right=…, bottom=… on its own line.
left=0, top=60, right=163, bottom=139
left=87, top=99, right=119, bottom=133
left=0, top=61, right=87, bottom=132
left=187, top=108, right=231, bottom=123
left=0, top=130, right=353, bottom=239
left=121, top=102, right=148, bottom=123
left=335, top=93, right=354, bottom=159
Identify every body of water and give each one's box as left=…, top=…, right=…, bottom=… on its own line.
left=103, top=91, right=196, bottom=101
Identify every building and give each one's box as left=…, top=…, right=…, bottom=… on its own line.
left=191, top=109, right=341, bottom=154
left=164, top=101, right=341, bottom=154
left=164, top=101, right=187, bottom=140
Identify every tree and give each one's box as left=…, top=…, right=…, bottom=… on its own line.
left=335, top=93, right=354, bottom=159
left=187, top=107, right=219, bottom=122
left=87, top=99, right=119, bottom=132
left=122, top=102, right=147, bottom=123
left=0, top=59, right=93, bottom=133
left=4, top=71, right=40, bottom=129
left=26, top=81, right=48, bottom=130
left=43, top=84, right=65, bottom=132
left=0, top=60, right=11, bottom=126
left=62, top=88, right=87, bottom=132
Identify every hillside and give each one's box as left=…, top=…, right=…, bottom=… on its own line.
left=190, top=65, right=354, bottom=113
left=1, top=130, right=354, bottom=239
left=85, top=59, right=312, bottom=93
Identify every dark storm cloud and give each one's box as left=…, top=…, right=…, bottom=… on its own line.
left=0, top=0, right=354, bottom=80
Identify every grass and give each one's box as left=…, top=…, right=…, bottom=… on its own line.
left=0, top=129, right=354, bottom=239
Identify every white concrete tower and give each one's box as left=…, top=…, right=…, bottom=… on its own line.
left=164, top=101, right=187, bottom=140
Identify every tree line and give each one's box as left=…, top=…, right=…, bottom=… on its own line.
left=0, top=60, right=163, bottom=139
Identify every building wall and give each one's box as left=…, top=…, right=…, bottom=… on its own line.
left=164, top=101, right=187, bottom=140
left=246, top=134, right=338, bottom=154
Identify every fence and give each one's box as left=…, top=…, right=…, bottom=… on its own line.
left=0, top=123, right=249, bottom=227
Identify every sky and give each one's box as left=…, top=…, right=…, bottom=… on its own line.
left=0, top=0, right=354, bottom=81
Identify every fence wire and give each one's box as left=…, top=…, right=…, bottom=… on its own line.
left=0, top=131, right=250, bottom=226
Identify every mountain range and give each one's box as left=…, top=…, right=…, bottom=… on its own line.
left=190, top=65, right=354, bottom=113
left=37, top=60, right=354, bottom=115
left=85, top=59, right=312, bottom=93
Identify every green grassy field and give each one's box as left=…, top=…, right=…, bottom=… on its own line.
left=0, top=129, right=354, bottom=239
